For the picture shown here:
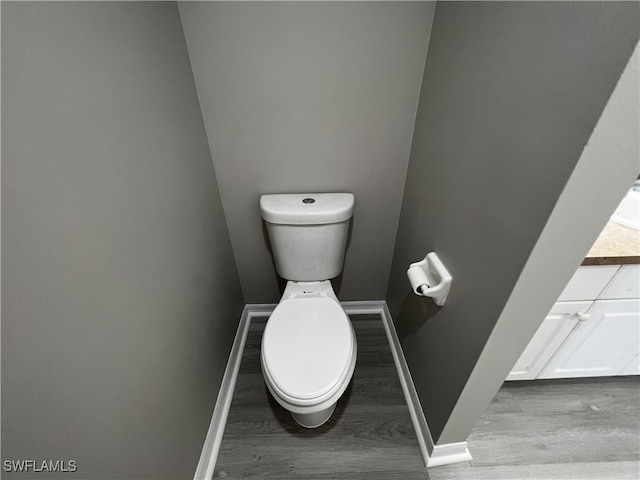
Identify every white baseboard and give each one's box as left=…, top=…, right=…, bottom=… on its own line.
left=378, top=302, right=434, bottom=467
left=193, top=306, right=252, bottom=480
left=427, top=442, right=473, bottom=467
left=194, top=301, right=470, bottom=479
left=341, top=299, right=387, bottom=315
left=380, top=303, right=472, bottom=468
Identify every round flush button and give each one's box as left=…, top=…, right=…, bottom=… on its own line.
left=302, top=198, right=315, bottom=204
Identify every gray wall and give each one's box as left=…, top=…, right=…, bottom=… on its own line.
left=179, top=1, right=435, bottom=303
left=1, top=2, right=244, bottom=479
left=386, top=1, right=640, bottom=444
left=438, top=42, right=640, bottom=444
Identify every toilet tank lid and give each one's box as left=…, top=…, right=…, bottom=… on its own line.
left=260, top=193, right=355, bottom=225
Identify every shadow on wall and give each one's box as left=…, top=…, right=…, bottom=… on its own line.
left=260, top=212, right=355, bottom=299
left=395, top=293, right=442, bottom=341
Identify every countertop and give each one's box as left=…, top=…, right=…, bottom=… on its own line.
left=582, top=221, right=640, bottom=266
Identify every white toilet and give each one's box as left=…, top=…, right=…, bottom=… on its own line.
left=260, top=192, right=357, bottom=428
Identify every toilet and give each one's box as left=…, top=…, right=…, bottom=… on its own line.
left=260, top=193, right=357, bottom=428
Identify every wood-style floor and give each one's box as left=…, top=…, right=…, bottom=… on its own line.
left=431, top=376, right=640, bottom=480
left=214, top=313, right=640, bottom=479
left=213, top=314, right=427, bottom=479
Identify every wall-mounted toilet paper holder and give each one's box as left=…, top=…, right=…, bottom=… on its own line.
left=407, top=252, right=452, bottom=306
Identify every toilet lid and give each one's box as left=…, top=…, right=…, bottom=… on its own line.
left=262, top=297, right=354, bottom=401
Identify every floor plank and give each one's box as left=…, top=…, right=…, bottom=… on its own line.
left=429, top=460, right=640, bottom=480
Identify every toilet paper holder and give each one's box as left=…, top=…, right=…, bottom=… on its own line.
left=407, top=252, right=452, bottom=306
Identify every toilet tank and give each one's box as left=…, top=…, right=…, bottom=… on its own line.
left=260, top=193, right=355, bottom=281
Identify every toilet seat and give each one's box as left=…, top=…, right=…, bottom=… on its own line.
left=261, top=296, right=356, bottom=406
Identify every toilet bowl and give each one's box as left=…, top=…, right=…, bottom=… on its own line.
left=261, top=280, right=356, bottom=428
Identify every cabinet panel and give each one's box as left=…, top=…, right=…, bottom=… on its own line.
left=621, top=354, right=640, bottom=375
left=600, top=265, right=640, bottom=299
left=557, top=265, right=619, bottom=301
left=539, top=299, right=640, bottom=379
left=506, top=301, right=592, bottom=381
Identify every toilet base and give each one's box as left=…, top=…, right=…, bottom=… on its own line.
left=291, top=403, right=336, bottom=428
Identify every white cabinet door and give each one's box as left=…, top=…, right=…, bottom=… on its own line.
left=506, top=301, right=592, bottom=381
left=600, top=265, right=640, bottom=300
left=621, top=354, right=640, bottom=375
left=539, top=299, right=640, bottom=379
left=557, top=265, right=619, bottom=301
